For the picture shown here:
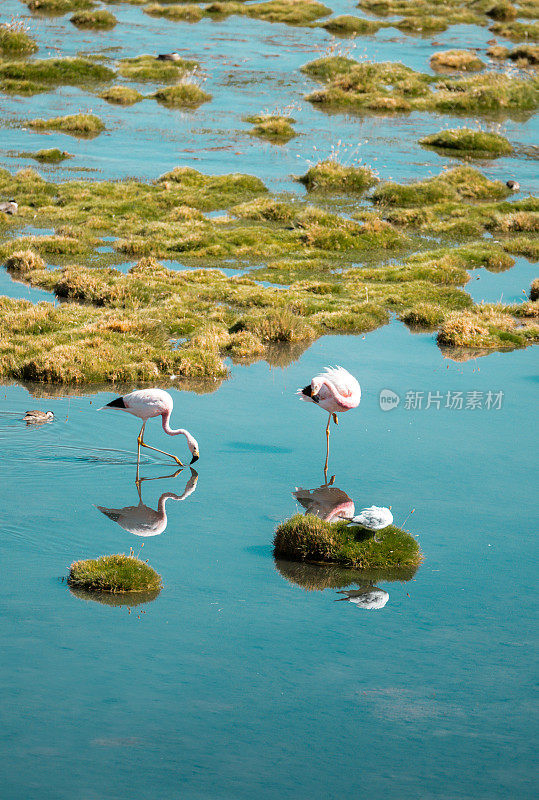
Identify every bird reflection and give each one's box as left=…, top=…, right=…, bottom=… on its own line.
left=335, top=586, right=389, bottom=610
left=96, top=468, right=198, bottom=537
left=293, top=482, right=355, bottom=522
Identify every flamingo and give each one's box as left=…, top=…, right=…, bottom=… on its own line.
left=297, top=366, right=361, bottom=472
left=293, top=484, right=355, bottom=522
left=100, top=388, right=199, bottom=466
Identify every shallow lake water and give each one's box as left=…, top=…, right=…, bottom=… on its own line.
left=0, top=1, right=538, bottom=798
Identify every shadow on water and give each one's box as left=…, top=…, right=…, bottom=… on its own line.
left=95, top=467, right=199, bottom=537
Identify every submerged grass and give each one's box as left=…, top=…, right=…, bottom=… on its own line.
left=68, top=553, right=162, bottom=593
left=274, top=514, right=423, bottom=571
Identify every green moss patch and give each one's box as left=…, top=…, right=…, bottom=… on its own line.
left=298, top=159, right=378, bottom=193
left=25, top=0, right=94, bottom=12
left=27, top=114, right=105, bottom=137
left=206, top=0, right=331, bottom=25
left=68, top=553, right=162, bottom=593
left=244, top=114, right=296, bottom=143
left=144, top=3, right=204, bottom=21
left=0, top=58, right=114, bottom=95
left=99, top=85, right=143, bottom=105
left=21, top=148, right=74, bottom=163
left=489, top=20, right=539, bottom=41
left=274, top=514, right=422, bottom=571
left=118, top=54, right=198, bottom=82
left=70, top=9, right=117, bottom=28
left=321, top=15, right=381, bottom=34
left=303, top=56, right=539, bottom=117
left=372, top=166, right=510, bottom=206
left=153, top=83, right=212, bottom=108
left=419, top=128, right=513, bottom=158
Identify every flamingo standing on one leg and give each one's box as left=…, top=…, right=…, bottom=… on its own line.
left=297, top=366, right=361, bottom=474
left=100, top=388, right=199, bottom=466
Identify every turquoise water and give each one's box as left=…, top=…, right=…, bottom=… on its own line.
left=1, top=323, right=538, bottom=799
left=1, top=1, right=538, bottom=798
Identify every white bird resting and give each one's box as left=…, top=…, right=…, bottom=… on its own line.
left=348, top=506, right=393, bottom=531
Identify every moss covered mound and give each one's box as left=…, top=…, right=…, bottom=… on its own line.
left=245, top=114, right=296, bottom=143
left=0, top=58, right=114, bottom=91
left=419, top=128, right=513, bottom=158
left=22, top=148, right=74, bottom=163
left=71, top=9, right=117, bottom=28
left=0, top=23, right=38, bottom=57
left=437, top=304, right=539, bottom=352
left=372, top=166, right=510, bottom=206
left=118, top=54, right=198, bottom=82
left=28, top=114, right=105, bottom=137
left=145, top=3, right=204, bottom=22
left=25, top=0, right=94, bottom=12
left=206, top=0, right=332, bottom=25
left=299, top=159, right=378, bottom=193
left=321, top=15, right=381, bottom=34
left=274, top=514, right=422, bottom=571
left=153, top=83, right=211, bottom=108
left=99, top=85, right=143, bottom=105
left=68, top=553, right=162, bottom=593
left=430, top=50, right=485, bottom=72
left=303, top=56, right=539, bottom=117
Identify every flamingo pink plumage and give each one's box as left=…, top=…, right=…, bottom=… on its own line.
left=100, top=388, right=199, bottom=466
left=297, top=366, right=361, bottom=471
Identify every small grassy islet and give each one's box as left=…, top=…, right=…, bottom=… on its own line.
left=244, top=114, right=297, bottom=143
left=68, top=553, right=162, bottom=593
left=27, top=114, right=105, bottom=137
left=20, top=148, right=74, bottom=163
left=273, top=514, right=423, bottom=572
left=0, top=22, right=38, bottom=57
left=70, top=9, right=118, bottom=28
left=419, top=128, right=513, bottom=158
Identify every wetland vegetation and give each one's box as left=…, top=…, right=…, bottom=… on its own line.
left=68, top=553, right=162, bottom=593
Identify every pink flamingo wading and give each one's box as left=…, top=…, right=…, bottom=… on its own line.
left=298, top=366, right=361, bottom=471
left=100, top=388, right=199, bottom=466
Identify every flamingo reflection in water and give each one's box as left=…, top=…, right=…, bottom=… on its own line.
left=96, top=467, right=198, bottom=537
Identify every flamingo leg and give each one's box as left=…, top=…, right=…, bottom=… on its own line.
left=140, top=440, right=185, bottom=466
left=137, top=422, right=145, bottom=465
left=324, top=412, right=331, bottom=479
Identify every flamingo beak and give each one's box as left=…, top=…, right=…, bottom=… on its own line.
left=311, top=393, right=320, bottom=404
left=190, top=453, right=199, bottom=465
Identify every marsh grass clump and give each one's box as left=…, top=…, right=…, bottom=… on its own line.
left=144, top=3, right=204, bottom=21
left=244, top=114, right=296, bottom=143
left=22, top=148, right=74, bottom=163
left=0, top=57, right=114, bottom=92
left=299, top=159, right=378, bottom=193
left=372, top=166, right=510, bottom=206
left=437, top=305, right=538, bottom=352
left=0, top=22, right=38, bottom=57
left=99, top=85, right=143, bottom=105
left=303, top=56, right=539, bottom=116
left=118, top=54, right=198, bottom=82
left=28, top=114, right=105, bottom=137
left=5, top=249, right=46, bottom=275
left=529, top=279, right=539, bottom=301
left=321, top=15, right=381, bottom=34
left=489, top=20, right=539, bottom=41
left=68, top=553, right=162, bottom=593
left=25, top=0, right=94, bottom=12
left=274, top=514, right=422, bottom=571
left=419, top=128, right=513, bottom=158
left=430, top=50, right=485, bottom=72
left=509, top=45, right=539, bottom=66
left=153, top=83, right=211, bottom=108
left=399, top=303, right=445, bottom=329
left=243, top=0, right=331, bottom=25
left=71, top=9, right=117, bottom=27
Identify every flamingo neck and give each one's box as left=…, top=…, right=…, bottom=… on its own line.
left=157, top=492, right=183, bottom=517
left=161, top=411, right=189, bottom=438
